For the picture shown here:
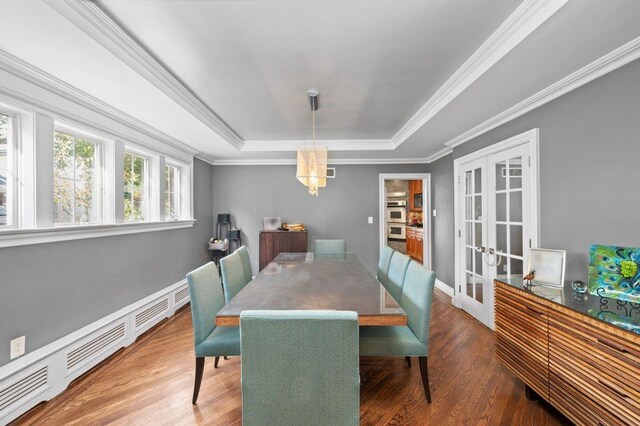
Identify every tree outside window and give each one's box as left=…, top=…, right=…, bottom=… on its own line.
left=0, top=113, right=9, bottom=226
left=165, top=164, right=180, bottom=220
left=54, top=131, right=99, bottom=224
left=124, top=152, right=147, bottom=221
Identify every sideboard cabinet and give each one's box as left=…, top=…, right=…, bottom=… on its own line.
left=495, top=279, right=640, bottom=426
left=259, top=231, right=308, bottom=271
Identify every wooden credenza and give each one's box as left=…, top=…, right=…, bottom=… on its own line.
left=259, top=231, right=308, bottom=271
left=495, top=280, right=640, bottom=426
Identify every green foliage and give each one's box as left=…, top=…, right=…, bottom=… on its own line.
left=0, top=113, right=7, bottom=145
left=53, top=132, right=96, bottom=223
left=124, top=153, right=146, bottom=221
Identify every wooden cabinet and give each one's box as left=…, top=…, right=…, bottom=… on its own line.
left=409, top=180, right=423, bottom=212
left=406, top=227, right=423, bottom=263
left=259, top=231, right=308, bottom=271
left=495, top=280, right=640, bottom=425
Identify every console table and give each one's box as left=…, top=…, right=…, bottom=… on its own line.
left=495, top=278, right=640, bottom=426
left=258, top=231, right=307, bottom=271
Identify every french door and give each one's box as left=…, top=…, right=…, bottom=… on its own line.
left=455, top=130, right=539, bottom=329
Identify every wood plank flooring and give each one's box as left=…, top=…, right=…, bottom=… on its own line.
left=14, top=289, right=570, bottom=425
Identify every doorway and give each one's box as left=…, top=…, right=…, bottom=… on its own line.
left=379, top=173, right=431, bottom=270
left=453, top=129, right=540, bottom=329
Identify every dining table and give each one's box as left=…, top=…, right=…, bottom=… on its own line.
left=215, top=252, right=407, bottom=326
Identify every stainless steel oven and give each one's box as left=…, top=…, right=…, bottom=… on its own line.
left=386, top=207, right=406, bottom=223
left=387, top=223, right=406, bottom=240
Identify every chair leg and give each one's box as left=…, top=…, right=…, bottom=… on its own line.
left=405, top=356, right=412, bottom=367
left=193, top=357, right=205, bottom=405
left=418, top=356, right=432, bottom=403
left=214, top=356, right=220, bottom=368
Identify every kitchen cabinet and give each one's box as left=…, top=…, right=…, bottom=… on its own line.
left=495, top=279, right=640, bottom=426
left=406, top=226, right=423, bottom=263
left=259, top=231, right=308, bottom=271
left=409, top=180, right=423, bottom=212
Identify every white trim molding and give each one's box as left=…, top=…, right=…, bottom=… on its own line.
left=0, top=279, right=190, bottom=425
left=435, top=279, right=454, bottom=299
left=444, top=35, right=640, bottom=149
left=43, top=0, right=243, bottom=150
left=390, top=0, right=568, bottom=149
left=241, top=139, right=394, bottom=152
left=0, top=220, right=195, bottom=249
left=212, top=157, right=430, bottom=166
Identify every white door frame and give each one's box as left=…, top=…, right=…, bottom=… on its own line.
left=453, top=129, right=540, bottom=327
left=379, top=173, right=432, bottom=270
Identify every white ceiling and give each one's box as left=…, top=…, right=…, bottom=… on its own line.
left=1, top=0, right=639, bottom=162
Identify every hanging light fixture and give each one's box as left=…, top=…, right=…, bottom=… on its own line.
left=296, top=89, right=328, bottom=196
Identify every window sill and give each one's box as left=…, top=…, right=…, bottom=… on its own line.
left=0, top=219, right=196, bottom=248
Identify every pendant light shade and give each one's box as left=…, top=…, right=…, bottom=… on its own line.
left=296, top=89, right=328, bottom=196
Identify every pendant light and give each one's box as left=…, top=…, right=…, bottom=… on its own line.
left=296, top=89, right=327, bottom=196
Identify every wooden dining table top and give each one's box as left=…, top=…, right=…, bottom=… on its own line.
left=215, top=252, right=407, bottom=326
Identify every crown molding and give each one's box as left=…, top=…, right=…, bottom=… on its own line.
left=212, top=157, right=428, bottom=166
left=424, top=146, right=453, bottom=163
left=390, top=0, right=568, bottom=149
left=0, top=49, right=196, bottom=161
left=241, top=139, right=393, bottom=152
left=444, top=35, right=640, bottom=149
left=44, top=0, right=243, bottom=149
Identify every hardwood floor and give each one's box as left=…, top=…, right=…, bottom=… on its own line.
left=14, top=289, right=570, bottom=425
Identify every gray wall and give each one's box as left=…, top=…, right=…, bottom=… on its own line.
left=0, top=158, right=213, bottom=367
left=429, top=57, right=640, bottom=288
left=211, top=163, right=427, bottom=274
left=429, top=154, right=455, bottom=285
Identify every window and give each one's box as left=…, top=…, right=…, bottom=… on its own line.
left=53, top=131, right=101, bottom=224
left=165, top=164, right=180, bottom=220
left=124, top=152, right=148, bottom=222
left=0, top=112, right=12, bottom=227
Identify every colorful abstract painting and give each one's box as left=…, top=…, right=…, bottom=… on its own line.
left=589, top=245, right=640, bottom=303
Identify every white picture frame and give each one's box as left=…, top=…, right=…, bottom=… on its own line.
left=527, top=248, right=566, bottom=287
left=263, top=216, right=282, bottom=231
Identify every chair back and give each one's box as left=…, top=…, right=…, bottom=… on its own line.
left=220, top=251, right=249, bottom=303
left=387, top=252, right=411, bottom=302
left=186, top=262, right=225, bottom=347
left=400, top=261, right=436, bottom=347
left=377, top=246, right=395, bottom=287
left=314, top=239, right=346, bottom=254
left=236, top=246, right=253, bottom=283
left=240, top=310, right=360, bottom=426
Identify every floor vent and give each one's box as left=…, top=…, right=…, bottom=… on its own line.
left=0, top=366, right=48, bottom=414
left=174, top=287, right=189, bottom=304
left=66, top=323, right=126, bottom=373
left=135, top=299, right=169, bottom=329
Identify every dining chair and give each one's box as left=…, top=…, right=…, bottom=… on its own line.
left=240, top=310, right=360, bottom=426
left=386, top=252, right=411, bottom=302
left=220, top=251, right=250, bottom=303
left=359, top=261, right=436, bottom=402
left=377, top=245, right=396, bottom=287
left=186, top=262, right=240, bottom=404
left=236, top=246, right=253, bottom=282
left=314, top=239, right=347, bottom=254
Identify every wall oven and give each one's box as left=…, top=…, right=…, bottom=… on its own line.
left=386, top=207, right=406, bottom=223
left=387, top=223, right=406, bottom=240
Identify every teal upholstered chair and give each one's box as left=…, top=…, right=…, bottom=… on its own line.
left=314, top=239, right=347, bottom=255
left=186, top=262, right=240, bottom=404
left=220, top=251, right=250, bottom=303
left=359, top=261, right=436, bottom=402
left=386, top=252, right=411, bottom=302
left=377, top=246, right=396, bottom=287
left=240, top=310, right=360, bottom=426
left=236, top=246, right=253, bottom=283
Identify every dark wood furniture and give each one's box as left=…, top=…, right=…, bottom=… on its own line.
left=259, top=231, right=307, bottom=271
left=495, top=278, right=640, bottom=426
left=406, top=226, right=423, bottom=263
left=409, top=180, right=422, bottom=212
left=217, top=253, right=407, bottom=327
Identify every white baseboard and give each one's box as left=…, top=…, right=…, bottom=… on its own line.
left=0, top=279, right=190, bottom=425
left=435, top=279, right=454, bottom=299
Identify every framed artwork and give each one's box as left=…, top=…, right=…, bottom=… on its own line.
left=527, top=248, right=566, bottom=287
left=589, top=244, right=640, bottom=303
left=263, top=216, right=282, bottom=231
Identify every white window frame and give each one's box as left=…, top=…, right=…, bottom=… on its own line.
left=164, top=163, right=180, bottom=220
left=164, top=159, right=191, bottom=221
left=53, top=126, right=105, bottom=226
left=0, top=106, right=19, bottom=230
left=123, top=148, right=151, bottom=223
